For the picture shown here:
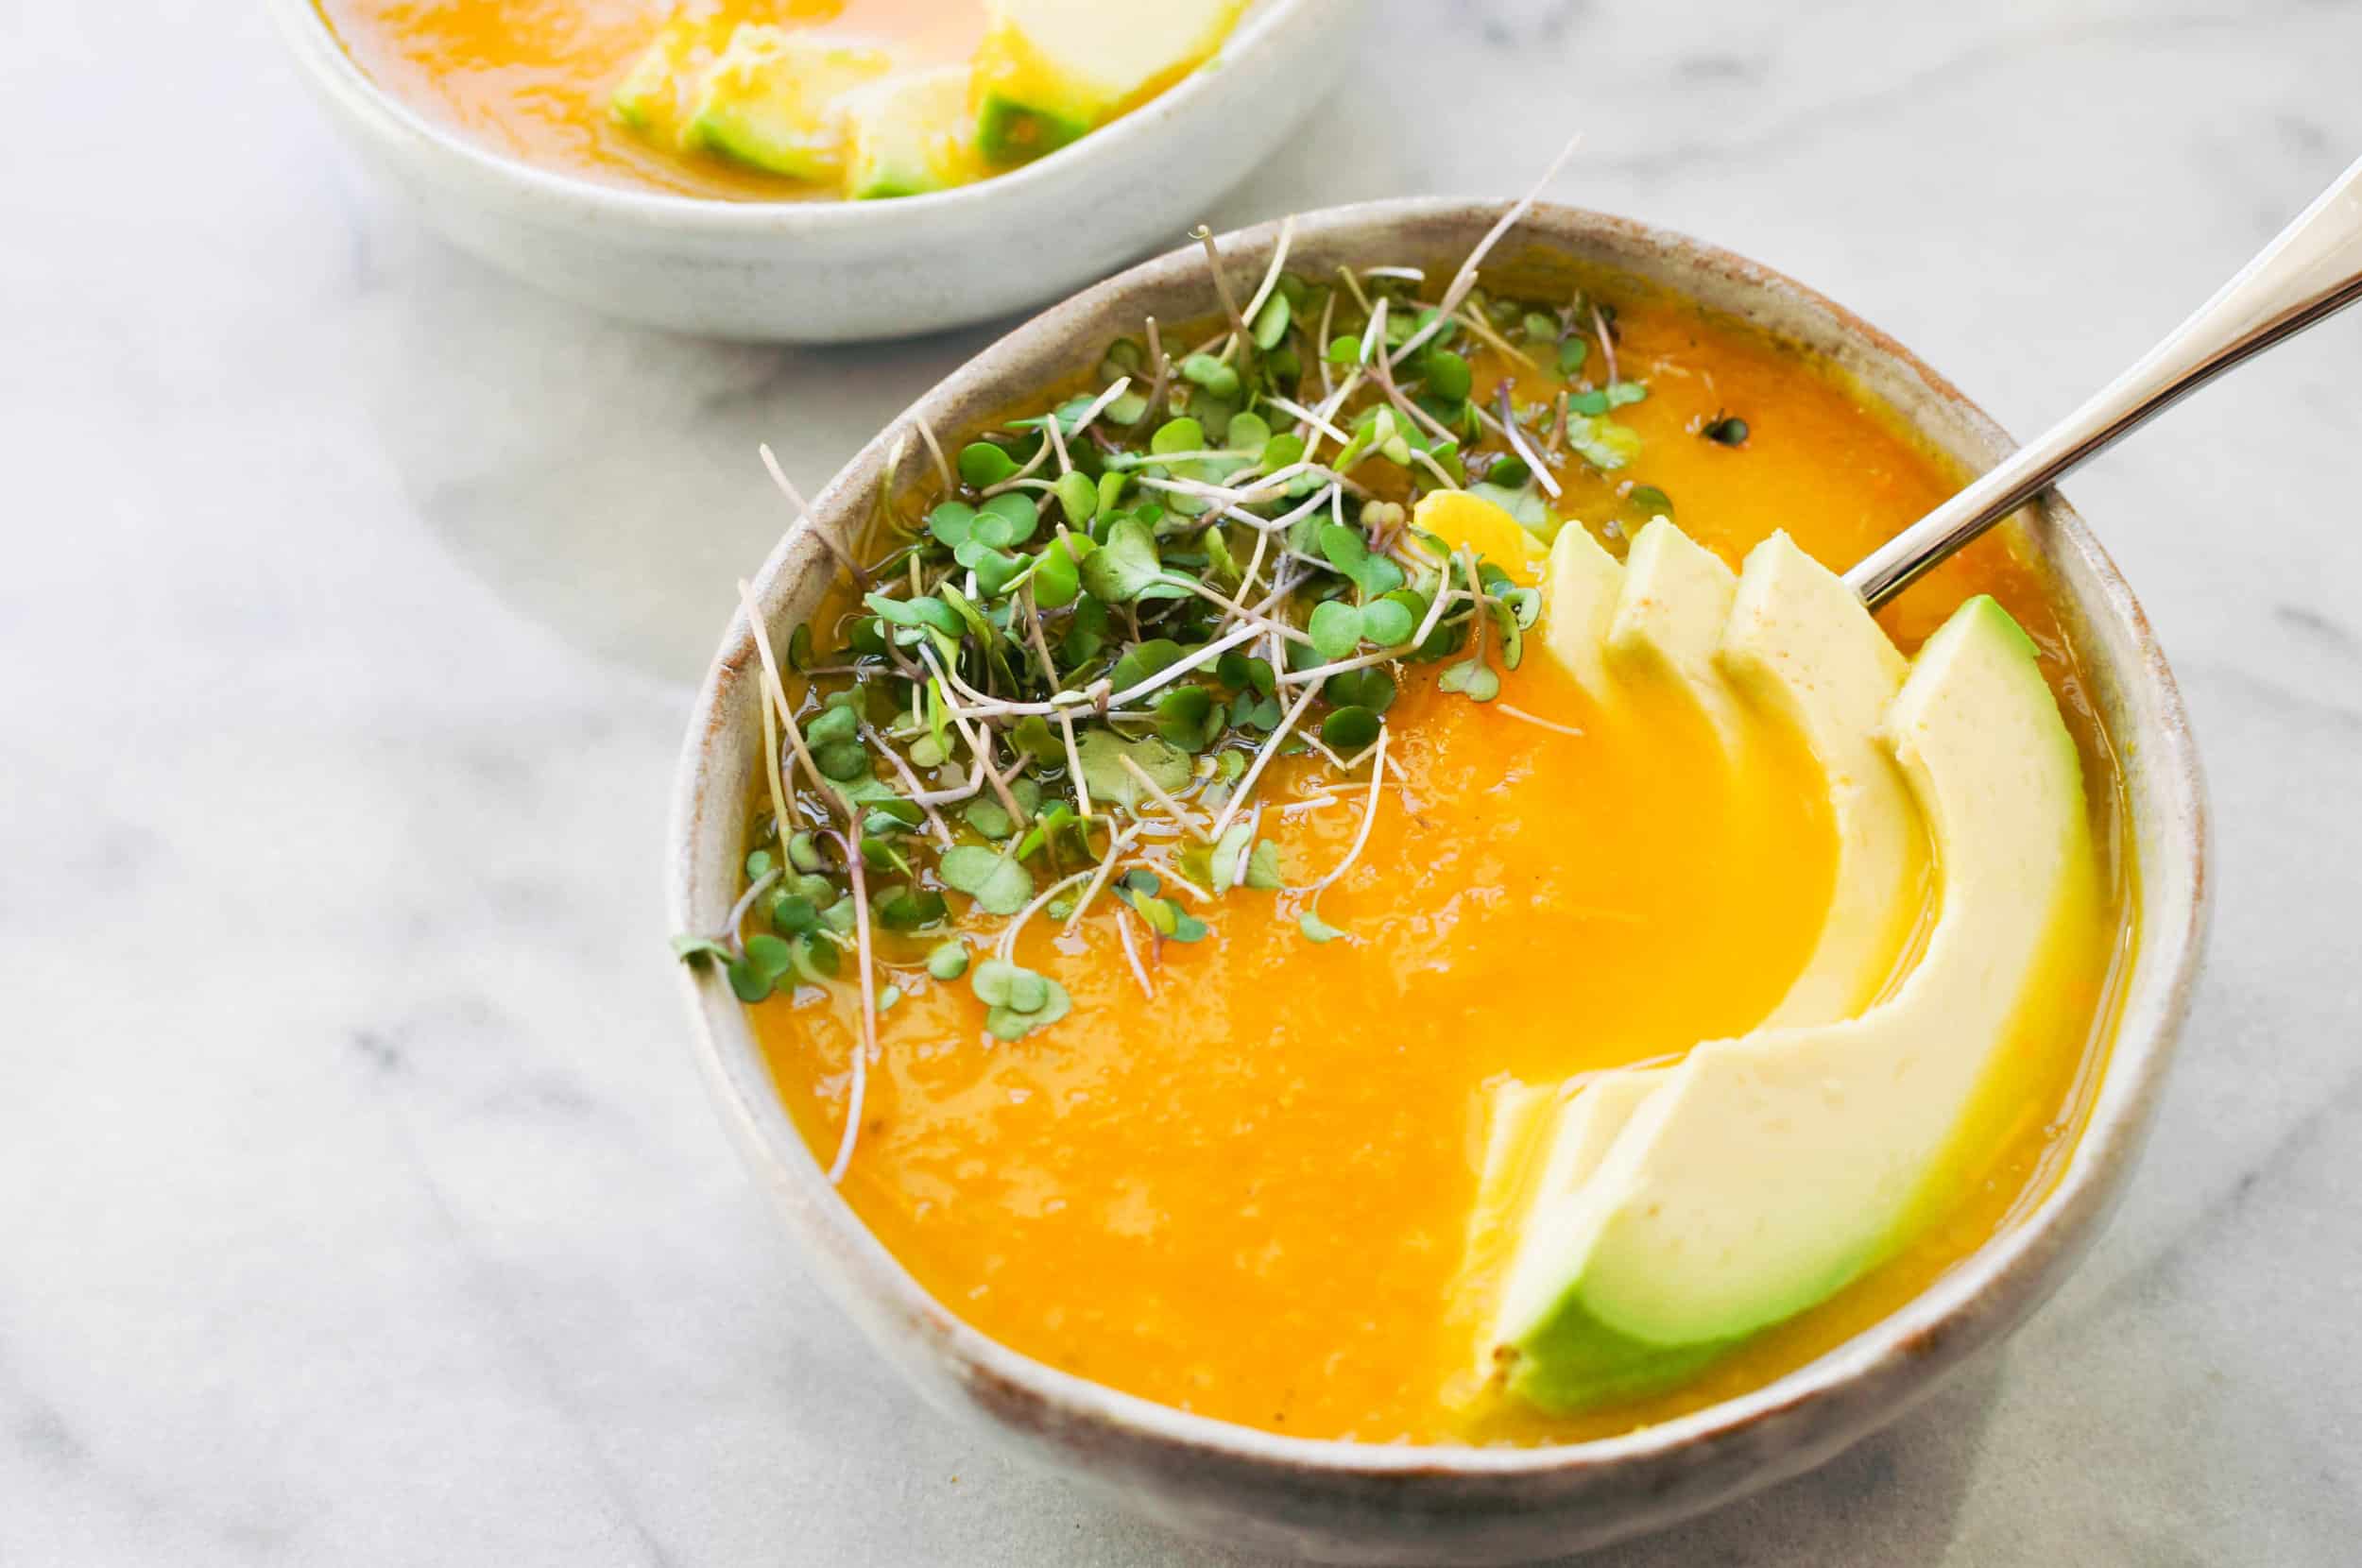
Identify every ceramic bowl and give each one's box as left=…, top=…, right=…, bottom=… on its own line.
left=266, top=0, right=1362, bottom=342
left=666, top=201, right=2210, bottom=1562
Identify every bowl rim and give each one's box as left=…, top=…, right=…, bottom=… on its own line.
left=665, top=197, right=2210, bottom=1481
left=265, top=0, right=1327, bottom=234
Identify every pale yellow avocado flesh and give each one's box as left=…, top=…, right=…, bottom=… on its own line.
left=973, top=0, right=1243, bottom=163
left=1608, top=517, right=1747, bottom=755
left=1720, top=533, right=1921, bottom=1028
left=844, top=65, right=981, bottom=199
left=1488, top=596, right=2091, bottom=1413
left=684, top=27, right=893, bottom=182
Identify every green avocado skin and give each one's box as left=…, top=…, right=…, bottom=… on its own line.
left=976, top=94, right=1088, bottom=164
left=1505, top=1299, right=1733, bottom=1414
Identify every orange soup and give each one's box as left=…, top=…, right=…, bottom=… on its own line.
left=721, top=268, right=2132, bottom=1443
left=316, top=2, right=971, bottom=198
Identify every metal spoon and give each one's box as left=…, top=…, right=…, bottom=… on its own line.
left=1846, top=152, right=2362, bottom=609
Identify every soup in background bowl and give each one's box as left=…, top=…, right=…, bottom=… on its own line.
left=666, top=200, right=2207, bottom=1562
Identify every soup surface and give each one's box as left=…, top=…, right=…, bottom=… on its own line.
left=739, top=272, right=2134, bottom=1443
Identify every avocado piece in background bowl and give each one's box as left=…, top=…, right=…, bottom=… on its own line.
left=685, top=26, right=893, bottom=182
left=974, top=0, right=1246, bottom=164
left=844, top=64, right=983, bottom=200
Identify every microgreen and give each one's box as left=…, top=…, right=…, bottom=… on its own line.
left=698, top=232, right=1670, bottom=1060
left=1703, top=414, right=1751, bottom=446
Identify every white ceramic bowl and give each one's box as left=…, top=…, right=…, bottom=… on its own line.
left=669, top=203, right=2211, bottom=1561
left=267, top=0, right=1361, bottom=342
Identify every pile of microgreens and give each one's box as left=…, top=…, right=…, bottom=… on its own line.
left=676, top=188, right=1753, bottom=1184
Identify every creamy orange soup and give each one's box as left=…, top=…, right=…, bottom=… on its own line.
left=748, top=278, right=2133, bottom=1444
left=317, top=0, right=983, bottom=199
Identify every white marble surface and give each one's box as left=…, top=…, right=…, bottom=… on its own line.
left=8, top=0, right=2362, bottom=1561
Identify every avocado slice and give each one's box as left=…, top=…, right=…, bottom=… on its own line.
left=972, top=0, right=1246, bottom=165
left=685, top=26, right=894, bottom=182
left=1537, top=516, right=1623, bottom=703
left=611, top=10, right=731, bottom=144
left=1720, top=532, right=1923, bottom=1027
left=1607, top=518, right=1747, bottom=756
left=1485, top=595, right=2093, bottom=1412
left=844, top=65, right=982, bottom=200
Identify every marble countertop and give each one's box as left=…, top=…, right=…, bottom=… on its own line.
left=9, top=1, right=2361, bottom=1561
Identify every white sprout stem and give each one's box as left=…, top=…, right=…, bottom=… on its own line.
left=756, top=656, right=793, bottom=867
left=1361, top=265, right=1426, bottom=282
left=1304, top=726, right=1390, bottom=895
left=1064, top=376, right=1133, bottom=443
left=738, top=579, right=841, bottom=812
left=1148, top=858, right=1219, bottom=904
left=1314, top=287, right=1338, bottom=401
left=1496, top=383, right=1563, bottom=499
left=981, top=439, right=1053, bottom=497
left=1061, top=826, right=1142, bottom=930
left=863, top=723, right=952, bottom=844
left=911, top=413, right=953, bottom=493
left=1206, top=683, right=1322, bottom=842
left=998, top=867, right=1096, bottom=963
left=1239, top=214, right=1297, bottom=333
left=1044, top=405, right=1074, bottom=475
left=1262, top=394, right=1352, bottom=447
left=1191, top=225, right=1252, bottom=350
left=1395, top=133, right=1583, bottom=366
left=1114, top=903, right=1156, bottom=997
left=1592, top=299, right=1618, bottom=387
left=1409, top=446, right=1463, bottom=493
left=1358, top=296, right=1388, bottom=369
left=727, top=865, right=784, bottom=948
left=1334, top=263, right=1373, bottom=316
left=1495, top=704, right=1583, bottom=738
left=1450, top=304, right=1537, bottom=367
left=1119, top=755, right=1207, bottom=838
left=1143, top=315, right=1170, bottom=419
left=1224, top=528, right=1270, bottom=626
left=1159, top=572, right=1314, bottom=644
left=824, top=826, right=878, bottom=1186
left=1058, top=707, right=1091, bottom=818
left=761, top=445, right=868, bottom=588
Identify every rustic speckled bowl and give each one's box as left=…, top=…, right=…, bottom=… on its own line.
left=666, top=202, right=2210, bottom=1562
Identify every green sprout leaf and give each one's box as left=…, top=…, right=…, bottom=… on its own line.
left=1252, top=291, right=1292, bottom=350
left=1053, top=469, right=1098, bottom=528
left=927, top=942, right=968, bottom=981
left=938, top=845, right=1036, bottom=916
left=1627, top=485, right=1674, bottom=518
left=1440, top=657, right=1502, bottom=702
left=1307, top=600, right=1363, bottom=660
left=1180, top=352, right=1241, bottom=401
left=1298, top=908, right=1346, bottom=944
left=1075, top=729, right=1192, bottom=807
left=1321, top=706, right=1381, bottom=752
left=958, top=442, right=1019, bottom=487
left=1079, top=516, right=1164, bottom=603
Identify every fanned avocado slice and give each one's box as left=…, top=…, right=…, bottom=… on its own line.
left=685, top=26, right=894, bottom=182
left=972, top=0, right=1245, bottom=165
left=1486, top=596, right=2094, bottom=1413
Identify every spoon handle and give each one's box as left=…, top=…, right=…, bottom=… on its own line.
left=1845, top=152, right=2362, bottom=609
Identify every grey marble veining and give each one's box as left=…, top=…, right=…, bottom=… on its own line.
left=7, top=0, right=2361, bottom=1562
